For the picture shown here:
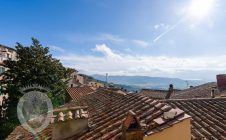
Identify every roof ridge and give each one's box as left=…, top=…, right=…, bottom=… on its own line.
left=0, top=44, right=16, bottom=51
left=163, top=97, right=226, bottom=102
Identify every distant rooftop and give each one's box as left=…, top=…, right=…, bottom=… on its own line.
left=139, top=89, right=168, bottom=99
left=66, top=86, right=94, bottom=100
left=171, top=82, right=226, bottom=99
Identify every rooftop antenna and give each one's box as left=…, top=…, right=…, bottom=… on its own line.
left=186, top=80, right=189, bottom=88
left=106, top=73, right=108, bottom=87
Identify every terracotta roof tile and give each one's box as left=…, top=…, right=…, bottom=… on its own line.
left=171, top=82, right=226, bottom=99
left=7, top=89, right=190, bottom=140
left=139, top=89, right=167, bottom=99
left=164, top=98, right=226, bottom=140
left=66, top=86, right=94, bottom=100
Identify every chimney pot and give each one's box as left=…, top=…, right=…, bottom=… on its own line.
left=211, top=89, right=215, bottom=98
left=165, top=84, right=174, bottom=99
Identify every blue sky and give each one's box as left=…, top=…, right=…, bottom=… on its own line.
left=1, top=0, right=226, bottom=81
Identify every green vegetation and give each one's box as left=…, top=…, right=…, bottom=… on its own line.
left=0, top=38, right=68, bottom=139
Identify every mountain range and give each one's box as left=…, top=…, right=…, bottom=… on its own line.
left=92, top=75, right=206, bottom=91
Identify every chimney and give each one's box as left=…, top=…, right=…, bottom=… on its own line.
left=122, top=111, right=144, bottom=140
left=211, top=89, right=215, bottom=98
left=52, top=106, right=89, bottom=140
left=165, top=84, right=174, bottom=99
left=211, top=86, right=216, bottom=98
left=216, top=74, right=226, bottom=91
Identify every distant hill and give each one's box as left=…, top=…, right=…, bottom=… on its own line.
left=92, top=75, right=206, bottom=90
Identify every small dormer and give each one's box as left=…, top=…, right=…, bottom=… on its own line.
left=122, top=110, right=144, bottom=140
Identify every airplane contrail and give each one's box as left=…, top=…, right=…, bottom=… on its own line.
left=153, top=18, right=185, bottom=42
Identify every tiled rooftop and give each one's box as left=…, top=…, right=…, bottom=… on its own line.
left=66, top=86, right=94, bottom=100
left=69, top=89, right=190, bottom=140
left=171, top=82, right=226, bottom=99
left=6, top=89, right=190, bottom=140
left=164, top=98, right=226, bottom=140
left=139, top=89, right=167, bottom=99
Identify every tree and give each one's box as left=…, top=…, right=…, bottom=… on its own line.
left=0, top=38, right=67, bottom=139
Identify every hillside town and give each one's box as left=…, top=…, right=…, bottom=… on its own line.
left=1, top=0, right=226, bottom=140
left=0, top=43, right=225, bottom=140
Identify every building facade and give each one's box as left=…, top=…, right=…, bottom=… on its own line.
left=0, top=44, right=16, bottom=105
left=88, top=81, right=104, bottom=88
left=0, top=44, right=16, bottom=75
left=68, top=71, right=85, bottom=87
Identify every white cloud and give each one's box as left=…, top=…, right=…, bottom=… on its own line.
left=154, top=23, right=170, bottom=30
left=154, top=24, right=160, bottom=30
left=49, top=45, right=65, bottom=52
left=92, top=44, right=121, bottom=59
left=132, top=40, right=149, bottom=48
left=56, top=44, right=226, bottom=80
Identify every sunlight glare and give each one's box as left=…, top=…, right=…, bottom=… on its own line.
left=188, top=0, right=214, bottom=20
